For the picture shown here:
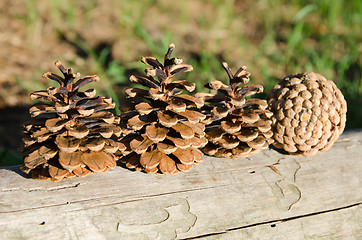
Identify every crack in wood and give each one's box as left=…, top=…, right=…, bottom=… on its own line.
left=0, top=184, right=229, bottom=214
left=262, top=158, right=302, bottom=211
left=182, top=202, right=362, bottom=239
left=261, top=150, right=273, bottom=159
left=79, top=184, right=230, bottom=211
left=336, top=138, right=352, bottom=143
left=1, top=183, right=81, bottom=193
left=45, top=183, right=81, bottom=191
left=1, top=188, right=22, bottom=192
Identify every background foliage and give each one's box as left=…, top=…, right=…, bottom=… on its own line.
left=0, top=0, right=361, bottom=166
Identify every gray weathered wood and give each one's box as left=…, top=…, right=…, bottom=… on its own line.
left=1, top=130, right=361, bottom=239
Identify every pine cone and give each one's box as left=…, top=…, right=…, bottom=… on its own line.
left=267, top=72, right=347, bottom=157
left=117, top=43, right=207, bottom=174
left=21, top=61, right=121, bottom=181
left=196, top=62, right=273, bottom=159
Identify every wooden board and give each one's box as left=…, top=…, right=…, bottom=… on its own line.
left=1, top=129, right=361, bottom=239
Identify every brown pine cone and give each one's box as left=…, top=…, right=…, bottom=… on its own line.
left=267, top=72, right=347, bottom=157
left=196, top=62, right=274, bottom=159
left=117, top=43, right=207, bottom=174
left=21, top=61, right=121, bottom=181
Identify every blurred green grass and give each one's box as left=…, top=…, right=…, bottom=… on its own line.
left=1, top=0, right=361, bottom=166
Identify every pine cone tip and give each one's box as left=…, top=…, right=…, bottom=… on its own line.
left=55, top=60, right=62, bottom=68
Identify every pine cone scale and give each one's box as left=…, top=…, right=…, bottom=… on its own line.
left=157, top=142, right=177, bottom=154
left=171, top=123, right=194, bottom=140
left=159, top=154, right=177, bottom=174
left=158, top=111, right=178, bottom=127
left=58, top=151, right=82, bottom=171
left=145, top=124, right=169, bottom=142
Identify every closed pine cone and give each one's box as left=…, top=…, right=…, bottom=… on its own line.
left=117, top=43, right=207, bottom=174
left=21, top=61, right=121, bottom=181
left=196, top=62, right=274, bottom=159
left=267, top=72, right=347, bottom=157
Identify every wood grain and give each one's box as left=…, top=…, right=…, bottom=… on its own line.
left=1, top=129, right=361, bottom=239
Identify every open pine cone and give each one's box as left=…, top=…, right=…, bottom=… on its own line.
left=21, top=61, right=121, bottom=181
left=196, top=62, right=274, bottom=159
left=117, top=43, right=207, bottom=174
left=267, top=72, right=347, bottom=157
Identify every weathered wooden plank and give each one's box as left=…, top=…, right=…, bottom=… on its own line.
left=201, top=204, right=362, bottom=239
left=0, top=129, right=361, bottom=239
